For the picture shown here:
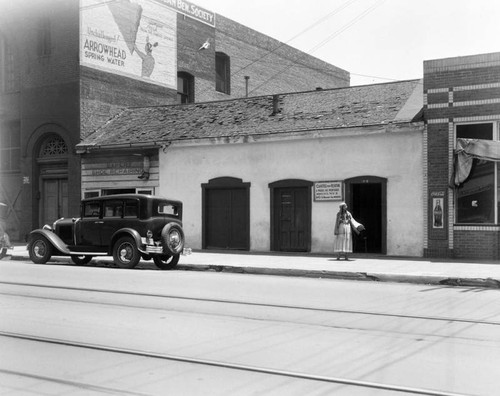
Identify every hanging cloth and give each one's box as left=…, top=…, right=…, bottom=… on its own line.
left=452, top=138, right=500, bottom=186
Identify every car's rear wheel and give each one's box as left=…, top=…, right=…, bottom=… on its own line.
left=161, top=223, right=185, bottom=256
left=153, top=254, right=180, bottom=270
left=113, top=236, right=140, bottom=269
left=71, top=255, right=93, bottom=265
left=29, top=235, right=53, bottom=264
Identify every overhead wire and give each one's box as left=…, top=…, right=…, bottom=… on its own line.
left=231, top=0, right=361, bottom=77
left=248, top=0, right=387, bottom=95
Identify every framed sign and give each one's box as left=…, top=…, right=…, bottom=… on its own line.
left=314, top=181, right=343, bottom=201
left=429, top=190, right=447, bottom=239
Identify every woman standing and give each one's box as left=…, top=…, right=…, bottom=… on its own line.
left=334, top=202, right=353, bottom=260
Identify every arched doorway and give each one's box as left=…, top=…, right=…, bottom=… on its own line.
left=345, top=176, right=387, bottom=254
left=37, top=135, right=69, bottom=226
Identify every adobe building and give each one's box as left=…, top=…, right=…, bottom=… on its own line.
left=424, top=52, right=500, bottom=260
left=0, top=0, right=348, bottom=241
left=76, top=80, right=425, bottom=256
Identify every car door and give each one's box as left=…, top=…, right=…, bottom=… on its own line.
left=76, top=201, right=103, bottom=247
left=100, top=199, right=127, bottom=246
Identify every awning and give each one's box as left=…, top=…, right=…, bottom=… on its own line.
left=453, top=138, right=500, bottom=186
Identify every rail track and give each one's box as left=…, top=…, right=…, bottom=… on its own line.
left=1, top=280, right=499, bottom=327
left=0, top=330, right=474, bottom=396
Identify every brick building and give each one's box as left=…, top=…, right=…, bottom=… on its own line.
left=424, top=52, right=500, bottom=260
left=0, top=0, right=349, bottom=241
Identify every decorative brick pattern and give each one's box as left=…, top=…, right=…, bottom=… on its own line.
left=424, top=52, right=500, bottom=259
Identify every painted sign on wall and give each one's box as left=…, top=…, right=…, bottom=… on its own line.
left=314, top=181, right=343, bottom=201
left=80, top=0, right=177, bottom=88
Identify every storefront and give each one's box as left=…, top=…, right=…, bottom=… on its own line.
left=424, top=52, right=500, bottom=259
left=78, top=80, right=425, bottom=256
left=79, top=151, right=159, bottom=198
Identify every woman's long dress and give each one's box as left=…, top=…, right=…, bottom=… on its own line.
left=334, top=220, right=352, bottom=253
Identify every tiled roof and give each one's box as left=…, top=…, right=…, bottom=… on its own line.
left=78, top=79, right=423, bottom=149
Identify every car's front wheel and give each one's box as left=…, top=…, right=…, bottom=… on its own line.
left=153, top=254, right=180, bottom=270
left=113, top=236, right=140, bottom=269
left=29, top=235, right=53, bottom=264
left=71, top=255, right=93, bottom=265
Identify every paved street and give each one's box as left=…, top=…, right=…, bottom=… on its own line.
left=1, top=259, right=499, bottom=395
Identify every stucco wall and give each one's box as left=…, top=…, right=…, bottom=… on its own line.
left=159, top=129, right=424, bottom=256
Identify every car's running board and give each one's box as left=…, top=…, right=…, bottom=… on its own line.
left=67, top=252, right=108, bottom=256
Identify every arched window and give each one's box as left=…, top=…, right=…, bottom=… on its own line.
left=40, top=136, right=68, bottom=158
left=177, top=72, right=194, bottom=103
left=215, top=52, right=230, bottom=94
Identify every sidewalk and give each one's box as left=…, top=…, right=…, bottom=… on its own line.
left=5, top=244, right=500, bottom=289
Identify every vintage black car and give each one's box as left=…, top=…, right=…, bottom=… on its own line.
left=28, top=194, right=185, bottom=269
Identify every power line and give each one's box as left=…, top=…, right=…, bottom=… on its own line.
left=231, top=0, right=361, bottom=77
left=248, top=0, right=387, bottom=95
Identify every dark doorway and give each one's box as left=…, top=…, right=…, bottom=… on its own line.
left=345, top=176, right=386, bottom=254
left=202, top=177, right=250, bottom=250
left=270, top=180, right=312, bottom=252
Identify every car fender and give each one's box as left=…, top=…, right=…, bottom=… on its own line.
left=109, top=228, right=142, bottom=254
left=29, top=229, right=71, bottom=255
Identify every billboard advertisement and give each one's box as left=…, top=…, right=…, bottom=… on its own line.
left=80, top=0, right=177, bottom=88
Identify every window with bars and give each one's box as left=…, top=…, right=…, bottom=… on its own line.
left=215, top=52, right=230, bottom=94
left=40, top=136, right=68, bottom=157
left=0, top=122, right=20, bottom=172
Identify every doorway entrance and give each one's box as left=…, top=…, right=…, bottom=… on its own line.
left=37, top=135, right=69, bottom=227
left=41, top=178, right=68, bottom=226
left=202, top=177, right=250, bottom=250
left=270, top=179, right=312, bottom=252
left=345, top=176, right=386, bottom=254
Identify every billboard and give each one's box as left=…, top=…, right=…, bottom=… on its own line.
left=80, top=0, right=177, bottom=88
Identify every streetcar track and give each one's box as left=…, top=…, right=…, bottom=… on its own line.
left=0, top=331, right=474, bottom=396
left=0, top=368, right=150, bottom=396
left=1, top=280, right=499, bottom=327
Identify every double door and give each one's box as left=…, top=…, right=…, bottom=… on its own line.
left=41, top=178, right=68, bottom=226
left=205, top=188, right=249, bottom=250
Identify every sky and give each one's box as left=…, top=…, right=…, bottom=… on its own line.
left=191, top=0, right=500, bottom=86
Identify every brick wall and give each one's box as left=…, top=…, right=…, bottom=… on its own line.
left=454, top=229, right=500, bottom=260
left=423, top=52, right=500, bottom=260
left=0, top=0, right=350, bottom=237
left=80, top=67, right=176, bottom=139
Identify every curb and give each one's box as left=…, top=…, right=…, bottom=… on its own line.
left=7, top=254, right=500, bottom=289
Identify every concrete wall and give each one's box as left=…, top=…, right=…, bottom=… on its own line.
left=158, top=128, right=424, bottom=256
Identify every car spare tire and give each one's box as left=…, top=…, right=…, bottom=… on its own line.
left=161, top=223, right=184, bottom=256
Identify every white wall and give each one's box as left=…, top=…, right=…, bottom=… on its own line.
left=159, top=129, right=424, bottom=257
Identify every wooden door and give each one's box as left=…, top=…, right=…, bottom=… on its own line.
left=205, top=188, right=249, bottom=250
left=275, top=187, right=309, bottom=251
left=42, top=179, right=68, bottom=226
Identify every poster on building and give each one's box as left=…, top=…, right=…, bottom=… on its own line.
left=314, top=181, right=343, bottom=201
left=80, top=0, right=177, bottom=88
left=431, top=191, right=445, bottom=229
